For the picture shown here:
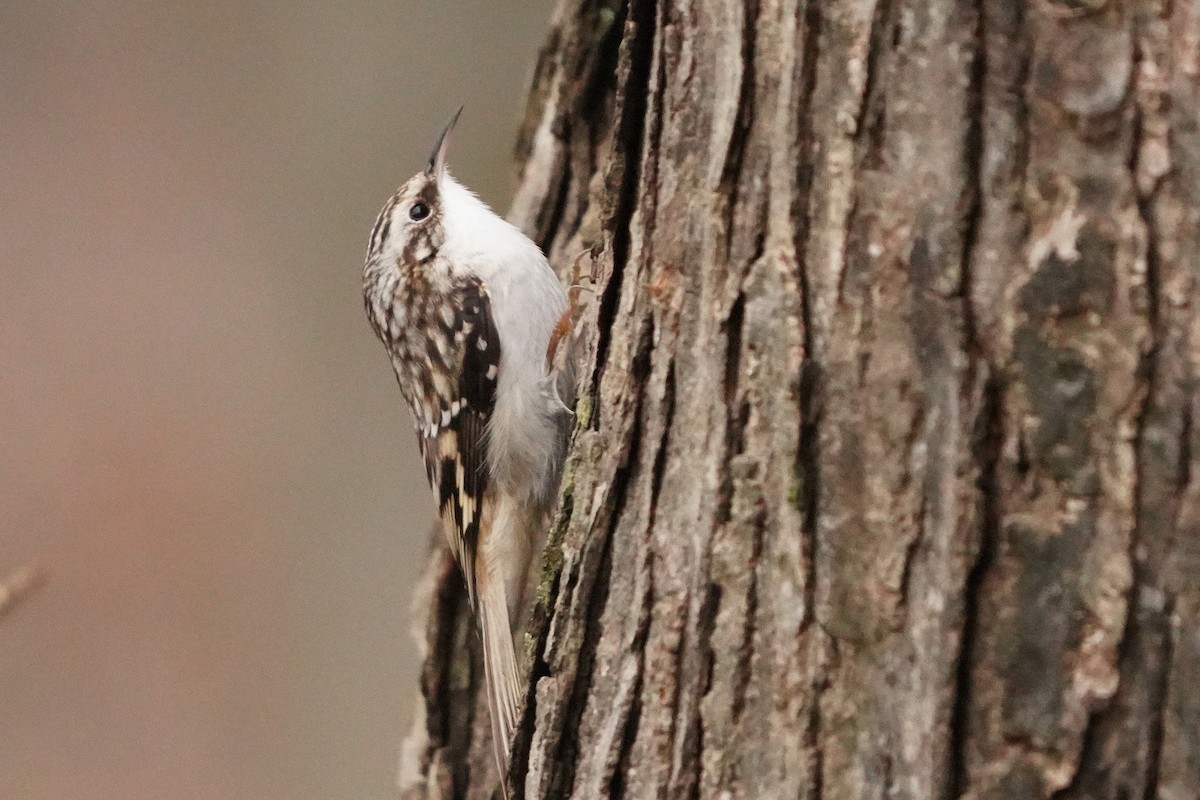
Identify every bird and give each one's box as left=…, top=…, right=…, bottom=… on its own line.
left=362, top=107, right=572, bottom=785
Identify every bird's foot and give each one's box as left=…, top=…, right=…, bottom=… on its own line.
left=545, top=251, right=594, bottom=370
left=544, top=250, right=595, bottom=413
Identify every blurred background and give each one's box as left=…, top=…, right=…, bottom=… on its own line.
left=0, top=1, right=554, bottom=797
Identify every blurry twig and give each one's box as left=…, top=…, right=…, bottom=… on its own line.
left=0, top=563, right=46, bottom=621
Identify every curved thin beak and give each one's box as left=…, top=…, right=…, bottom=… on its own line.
left=425, top=105, right=464, bottom=180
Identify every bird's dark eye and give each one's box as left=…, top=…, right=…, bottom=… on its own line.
left=409, top=202, right=430, bottom=221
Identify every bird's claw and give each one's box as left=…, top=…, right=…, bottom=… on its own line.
left=545, top=250, right=595, bottom=372
left=543, top=250, right=597, bottom=415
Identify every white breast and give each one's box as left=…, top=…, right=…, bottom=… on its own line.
left=438, top=175, right=568, bottom=504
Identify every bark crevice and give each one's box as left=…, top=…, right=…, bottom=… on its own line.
left=591, top=0, right=657, bottom=397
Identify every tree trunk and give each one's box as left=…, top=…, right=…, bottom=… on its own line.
left=398, top=1, right=1200, bottom=798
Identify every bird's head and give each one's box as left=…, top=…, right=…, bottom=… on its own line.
left=365, top=106, right=463, bottom=268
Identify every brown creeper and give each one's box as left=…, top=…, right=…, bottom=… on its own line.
left=362, top=108, right=571, bottom=779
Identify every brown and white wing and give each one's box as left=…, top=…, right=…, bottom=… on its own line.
left=418, top=279, right=500, bottom=610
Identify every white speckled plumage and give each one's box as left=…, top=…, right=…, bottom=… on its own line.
left=362, top=110, right=570, bottom=789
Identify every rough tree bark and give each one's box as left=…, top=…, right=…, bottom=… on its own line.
left=397, top=1, right=1200, bottom=798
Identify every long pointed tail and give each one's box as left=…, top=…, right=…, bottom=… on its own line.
left=479, top=561, right=524, bottom=793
